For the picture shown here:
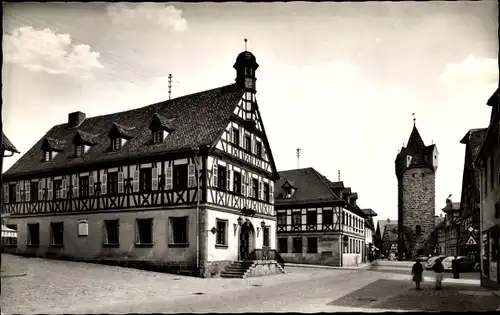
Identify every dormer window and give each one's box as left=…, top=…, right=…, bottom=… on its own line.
left=149, top=113, right=175, bottom=145
left=73, top=130, right=98, bottom=157
left=284, top=187, right=292, bottom=199
left=44, top=150, right=52, bottom=162
left=111, top=138, right=122, bottom=151
left=75, top=145, right=85, bottom=157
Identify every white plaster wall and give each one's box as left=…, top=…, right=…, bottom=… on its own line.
left=206, top=209, right=276, bottom=262
left=365, top=228, right=372, bottom=244
left=343, top=253, right=362, bottom=267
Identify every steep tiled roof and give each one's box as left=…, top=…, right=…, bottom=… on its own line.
left=4, top=84, right=280, bottom=178
left=377, top=219, right=398, bottom=237
left=381, top=223, right=399, bottom=242
left=275, top=167, right=344, bottom=206
left=362, top=208, right=378, bottom=216
left=406, top=125, right=426, bottom=154
left=459, top=128, right=488, bottom=162
left=2, top=132, right=19, bottom=153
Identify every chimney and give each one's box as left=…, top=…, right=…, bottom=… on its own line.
left=68, top=111, right=86, bottom=128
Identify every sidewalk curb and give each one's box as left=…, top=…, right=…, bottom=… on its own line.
left=285, top=263, right=372, bottom=270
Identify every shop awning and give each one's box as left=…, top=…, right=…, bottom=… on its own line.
left=1, top=225, right=17, bottom=238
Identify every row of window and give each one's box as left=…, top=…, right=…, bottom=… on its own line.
left=276, top=237, right=365, bottom=255
left=227, top=127, right=264, bottom=159
left=482, top=154, right=497, bottom=198
left=6, top=217, right=189, bottom=247
left=44, top=130, right=171, bottom=162
left=213, top=164, right=272, bottom=202
left=277, top=210, right=364, bottom=230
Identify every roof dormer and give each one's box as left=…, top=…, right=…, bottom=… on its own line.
left=73, top=130, right=99, bottom=157
left=149, top=113, right=175, bottom=144
left=281, top=180, right=297, bottom=199
left=41, top=137, right=66, bottom=162
left=108, top=122, right=135, bottom=151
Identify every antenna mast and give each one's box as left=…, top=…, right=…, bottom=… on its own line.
left=338, top=170, right=340, bottom=181
left=168, top=74, right=173, bottom=100
left=296, top=148, right=301, bottom=169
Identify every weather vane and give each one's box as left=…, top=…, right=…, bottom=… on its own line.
left=296, top=148, right=301, bottom=169
left=244, top=38, right=248, bottom=51
left=412, top=113, right=416, bottom=126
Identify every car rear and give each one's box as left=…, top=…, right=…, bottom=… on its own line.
left=442, top=257, right=454, bottom=271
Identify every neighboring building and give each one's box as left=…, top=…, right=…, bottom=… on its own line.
left=2, top=132, right=20, bottom=241
left=441, top=197, right=461, bottom=257
left=362, top=208, right=377, bottom=262
left=395, top=119, right=438, bottom=260
left=1, top=49, right=283, bottom=278
left=380, top=222, right=399, bottom=258
left=476, top=88, right=499, bottom=289
left=274, top=168, right=368, bottom=267
left=457, top=128, right=486, bottom=262
left=434, top=220, right=446, bottom=255
left=374, top=218, right=396, bottom=252
left=435, top=213, right=444, bottom=226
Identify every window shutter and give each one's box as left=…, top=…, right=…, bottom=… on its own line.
left=62, top=177, right=67, bottom=199
left=259, top=180, right=263, bottom=200
left=152, top=167, right=159, bottom=191
left=270, top=183, right=274, bottom=203
left=247, top=174, right=252, bottom=198
left=47, top=179, right=53, bottom=200
left=15, top=183, right=20, bottom=202
left=133, top=169, right=140, bottom=192
left=25, top=181, right=31, bottom=202
left=73, top=176, right=79, bottom=198
left=227, top=169, right=232, bottom=191
left=102, top=172, right=107, bottom=195
left=166, top=166, right=173, bottom=190
left=4, top=183, right=9, bottom=203
left=241, top=170, right=246, bottom=196
left=89, top=173, right=95, bottom=195
left=239, top=127, right=244, bottom=148
left=118, top=171, right=124, bottom=193
left=229, top=128, right=234, bottom=144
left=212, top=163, right=218, bottom=187
left=39, top=180, right=44, bottom=200
left=188, top=164, right=195, bottom=188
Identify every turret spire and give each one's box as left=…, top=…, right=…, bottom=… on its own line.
left=412, top=113, right=416, bottom=126
left=244, top=38, right=248, bottom=51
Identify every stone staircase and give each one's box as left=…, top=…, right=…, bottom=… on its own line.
left=221, top=260, right=255, bottom=278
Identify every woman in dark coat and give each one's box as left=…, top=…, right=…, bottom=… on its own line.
left=412, top=259, right=424, bottom=290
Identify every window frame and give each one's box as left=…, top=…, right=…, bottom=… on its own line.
left=8, top=183, right=16, bottom=203
left=292, top=237, right=302, bottom=254
left=278, top=238, right=288, bottom=253
left=79, top=176, right=90, bottom=198
left=173, top=164, right=188, bottom=190
left=152, top=130, right=164, bottom=144
left=107, top=172, right=119, bottom=196
left=263, top=225, right=271, bottom=247
left=139, top=168, right=153, bottom=193
left=30, top=181, right=39, bottom=201
left=263, top=182, right=270, bottom=202
left=111, top=137, right=122, bottom=151
left=5, top=224, right=17, bottom=246
left=53, top=179, right=63, bottom=200
left=103, top=219, right=120, bottom=247
left=27, top=223, right=40, bottom=247
left=50, top=222, right=64, bottom=247
left=307, top=237, right=318, bottom=253
left=217, top=165, right=227, bottom=190
left=232, top=128, right=240, bottom=146
left=215, top=219, right=228, bottom=248
left=169, top=216, right=189, bottom=247
left=135, top=218, right=154, bottom=247
left=233, top=171, right=242, bottom=194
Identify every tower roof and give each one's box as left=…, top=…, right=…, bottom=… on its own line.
left=406, top=125, right=426, bottom=153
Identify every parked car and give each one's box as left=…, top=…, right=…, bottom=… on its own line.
left=425, top=255, right=446, bottom=269
left=442, top=256, right=477, bottom=272
left=417, top=256, right=429, bottom=262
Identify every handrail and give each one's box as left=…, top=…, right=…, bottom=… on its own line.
left=242, top=248, right=285, bottom=270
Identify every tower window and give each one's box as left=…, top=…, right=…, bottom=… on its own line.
left=416, top=225, right=421, bottom=235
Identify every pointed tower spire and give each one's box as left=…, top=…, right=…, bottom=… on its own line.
left=406, top=113, right=425, bottom=152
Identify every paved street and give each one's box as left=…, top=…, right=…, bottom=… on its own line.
left=1, top=254, right=498, bottom=314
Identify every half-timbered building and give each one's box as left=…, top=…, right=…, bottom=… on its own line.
left=2, top=132, right=20, bottom=242
left=1, top=49, right=283, bottom=278
left=275, top=168, right=369, bottom=267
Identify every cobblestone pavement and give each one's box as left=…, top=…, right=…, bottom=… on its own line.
left=329, top=278, right=499, bottom=312
left=1, top=254, right=496, bottom=313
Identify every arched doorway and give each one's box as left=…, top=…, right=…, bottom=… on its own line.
left=239, top=221, right=256, bottom=260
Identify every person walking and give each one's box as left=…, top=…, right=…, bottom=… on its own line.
left=432, top=257, right=444, bottom=290
left=411, top=259, right=424, bottom=290
left=452, top=256, right=460, bottom=279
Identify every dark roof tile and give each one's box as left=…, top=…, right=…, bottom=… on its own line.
left=4, top=84, right=256, bottom=177
left=2, top=132, right=19, bottom=153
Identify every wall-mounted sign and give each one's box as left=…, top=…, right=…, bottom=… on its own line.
left=466, top=236, right=477, bottom=245
left=78, top=220, right=89, bottom=237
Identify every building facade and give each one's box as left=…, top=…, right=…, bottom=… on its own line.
left=441, top=198, right=460, bottom=257
left=476, top=89, right=499, bottom=289
left=457, top=128, right=486, bottom=262
left=395, top=120, right=438, bottom=260
left=362, top=208, right=377, bottom=262
left=1, top=50, right=283, bottom=278
left=275, top=168, right=369, bottom=267
left=2, top=132, right=20, bottom=242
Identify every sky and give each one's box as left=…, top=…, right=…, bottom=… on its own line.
left=2, top=2, right=499, bottom=223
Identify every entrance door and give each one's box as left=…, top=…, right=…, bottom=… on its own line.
left=239, top=224, right=250, bottom=260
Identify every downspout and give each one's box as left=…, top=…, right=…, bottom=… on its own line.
left=194, top=149, right=201, bottom=274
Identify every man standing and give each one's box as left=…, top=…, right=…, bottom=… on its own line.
left=452, top=256, right=460, bottom=279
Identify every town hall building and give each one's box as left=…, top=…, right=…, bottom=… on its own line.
left=1, top=48, right=284, bottom=278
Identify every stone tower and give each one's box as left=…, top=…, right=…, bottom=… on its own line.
left=395, top=118, right=438, bottom=260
